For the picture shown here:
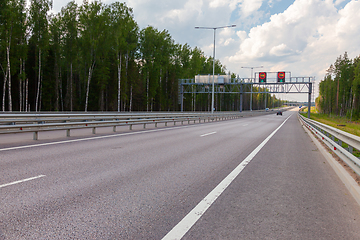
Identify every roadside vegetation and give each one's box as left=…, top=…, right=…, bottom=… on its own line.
left=301, top=52, right=360, bottom=138
left=0, top=0, right=282, bottom=112
left=300, top=109, right=360, bottom=157
left=301, top=110, right=360, bottom=137
left=317, top=52, right=360, bottom=121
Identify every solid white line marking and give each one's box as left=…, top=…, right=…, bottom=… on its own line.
left=200, top=132, right=216, bottom=137
left=162, top=115, right=291, bottom=240
left=0, top=175, right=46, bottom=189
left=0, top=125, right=193, bottom=152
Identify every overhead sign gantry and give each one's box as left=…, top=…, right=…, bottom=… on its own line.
left=179, top=71, right=315, bottom=118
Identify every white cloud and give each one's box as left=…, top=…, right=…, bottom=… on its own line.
left=161, top=0, right=204, bottom=24
left=269, top=43, right=294, bottom=57
left=224, top=0, right=360, bottom=101
left=224, top=38, right=235, bottom=46
left=334, top=0, right=346, bottom=5
left=236, top=30, right=247, bottom=41
left=240, top=0, right=264, bottom=17
left=209, top=0, right=243, bottom=11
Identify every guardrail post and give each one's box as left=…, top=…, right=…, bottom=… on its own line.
left=113, top=126, right=116, bottom=132
left=92, top=127, right=96, bottom=134
left=165, top=122, right=167, bottom=126
left=337, top=140, right=342, bottom=147
left=348, top=146, right=353, bottom=154
left=144, top=123, right=146, bottom=129
left=155, top=122, right=157, bottom=127
left=130, top=124, right=132, bottom=130
left=66, top=129, right=70, bottom=137
left=33, top=131, right=38, bottom=140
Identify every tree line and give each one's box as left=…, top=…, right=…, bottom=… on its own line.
left=317, top=52, right=360, bottom=120
left=1, top=0, right=280, bottom=112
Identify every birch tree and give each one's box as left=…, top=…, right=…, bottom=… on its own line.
left=48, top=13, right=62, bottom=111
left=1, top=0, right=26, bottom=111
left=109, top=2, right=138, bottom=112
left=29, top=0, right=52, bottom=112
left=61, top=1, right=78, bottom=111
left=79, top=0, right=107, bottom=112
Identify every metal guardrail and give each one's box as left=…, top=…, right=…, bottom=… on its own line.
left=0, top=111, right=272, bottom=140
left=298, top=113, right=360, bottom=176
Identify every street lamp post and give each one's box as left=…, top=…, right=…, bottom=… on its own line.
left=195, top=25, right=236, bottom=113
left=241, top=66, right=263, bottom=111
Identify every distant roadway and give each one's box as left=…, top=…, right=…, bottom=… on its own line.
left=1, top=109, right=360, bottom=239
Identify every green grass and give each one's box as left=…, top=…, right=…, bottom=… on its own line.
left=301, top=106, right=318, bottom=113
left=300, top=112, right=360, bottom=136
left=300, top=112, right=360, bottom=157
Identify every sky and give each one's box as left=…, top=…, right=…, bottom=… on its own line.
left=48, top=0, right=360, bottom=102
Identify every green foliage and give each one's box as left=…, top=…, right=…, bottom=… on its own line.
left=1, top=0, right=246, bottom=112
left=318, top=52, right=360, bottom=120
left=302, top=112, right=360, bottom=137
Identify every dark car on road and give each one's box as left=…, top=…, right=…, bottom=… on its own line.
left=276, top=111, right=282, bottom=116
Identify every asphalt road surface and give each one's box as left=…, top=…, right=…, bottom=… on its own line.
left=1, top=110, right=360, bottom=239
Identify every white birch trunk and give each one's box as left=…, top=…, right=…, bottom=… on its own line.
left=151, top=98, right=153, bottom=112
left=70, top=62, right=73, bottom=111
left=85, top=61, right=95, bottom=112
left=35, top=49, right=42, bottom=112
left=59, top=67, right=63, bottom=111
left=129, top=85, right=133, bottom=112
left=159, top=68, right=162, bottom=111
left=19, top=59, right=22, bottom=112
left=25, top=78, right=28, bottom=112
left=6, top=41, right=12, bottom=112
left=126, top=52, right=129, bottom=112
left=39, top=73, right=42, bottom=111
left=55, top=61, right=59, bottom=111
left=117, top=52, right=122, bottom=112
left=147, top=72, right=149, bottom=112
left=2, top=65, right=7, bottom=112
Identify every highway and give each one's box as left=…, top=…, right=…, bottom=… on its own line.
left=1, top=109, right=360, bottom=239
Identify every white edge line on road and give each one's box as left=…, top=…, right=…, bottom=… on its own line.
left=162, top=115, right=291, bottom=240
left=0, top=175, right=46, bottom=189
left=0, top=125, right=193, bottom=152
left=200, top=132, right=216, bottom=137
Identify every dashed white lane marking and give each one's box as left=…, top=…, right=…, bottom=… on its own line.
left=162, top=115, right=291, bottom=240
left=242, top=124, right=248, bottom=126
left=0, top=175, right=46, bottom=189
left=200, top=132, right=216, bottom=137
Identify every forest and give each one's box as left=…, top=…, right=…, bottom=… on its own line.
left=317, top=52, right=360, bottom=120
left=0, top=0, right=280, bottom=112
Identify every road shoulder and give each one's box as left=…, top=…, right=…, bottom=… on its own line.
left=299, top=115, right=360, bottom=206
